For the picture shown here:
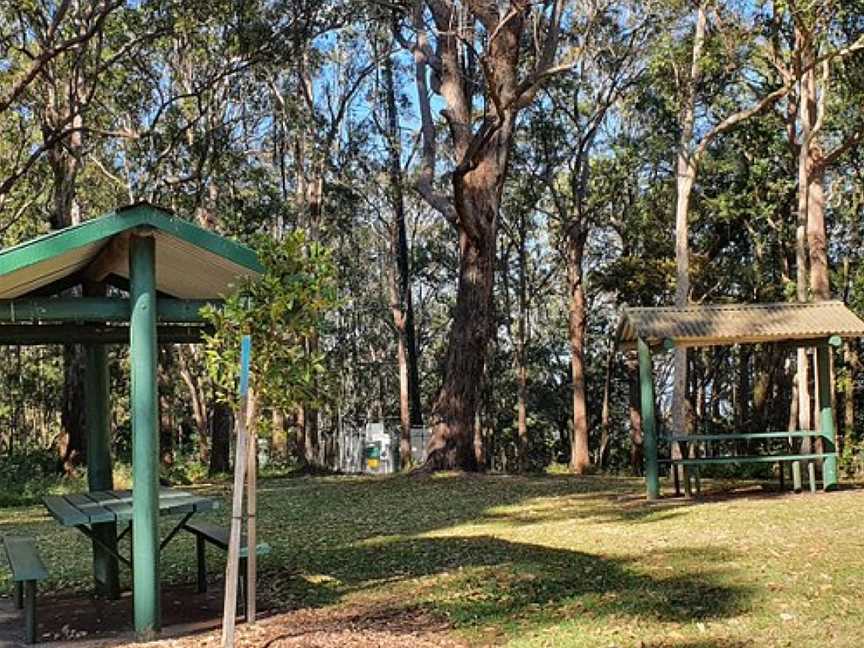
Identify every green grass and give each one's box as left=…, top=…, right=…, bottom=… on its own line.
left=2, top=472, right=863, bottom=647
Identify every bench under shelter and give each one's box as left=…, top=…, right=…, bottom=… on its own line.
left=616, top=301, right=864, bottom=500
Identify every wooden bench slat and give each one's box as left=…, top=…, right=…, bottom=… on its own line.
left=3, top=537, right=48, bottom=582
left=43, top=495, right=89, bottom=526
left=64, top=494, right=116, bottom=524
left=102, top=499, right=133, bottom=521
left=184, top=520, right=271, bottom=557
left=661, top=452, right=837, bottom=466
left=87, top=491, right=122, bottom=504
left=161, top=494, right=208, bottom=515
left=663, top=431, right=826, bottom=443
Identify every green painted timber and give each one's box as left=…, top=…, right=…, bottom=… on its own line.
left=44, top=489, right=218, bottom=526
left=0, top=324, right=212, bottom=345
left=2, top=536, right=48, bottom=582
left=660, top=452, right=837, bottom=465
left=816, top=342, right=839, bottom=490
left=130, top=234, right=160, bottom=637
left=0, top=204, right=262, bottom=279
left=182, top=520, right=271, bottom=558
left=0, top=298, right=219, bottom=322
left=638, top=338, right=659, bottom=500
left=85, top=345, right=119, bottom=599
left=663, top=431, right=829, bottom=442
left=655, top=335, right=845, bottom=351
left=43, top=495, right=89, bottom=525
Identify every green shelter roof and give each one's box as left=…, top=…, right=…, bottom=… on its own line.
left=0, top=203, right=262, bottom=299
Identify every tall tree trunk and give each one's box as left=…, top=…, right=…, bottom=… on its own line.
left=796, top=30, right=817, bottom=442
left=515, top=210, right=530, bottom=470
left=158, top=348, right=174, bottom=467
left=209, top=401, right=231, bottom=475
left=427, top=224, right=499, bottom=470
left=672, top=4, right=707, bottom=482
left=568, top=231, right=590, bottom=473
left=272, top=409, right=288, bottom=462
left=419, top=0, right=549, bottom=472
left=47, top=90, right=86, bottom=473
left=626, top=355, right=644, bottom=475
left=177, top=346, right=209, bottom=464
left=382, top=26, right=423, bottom=470
left=597, top=344, right=615, bottom=470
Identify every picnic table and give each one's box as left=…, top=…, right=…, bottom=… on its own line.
left=43, top=487, right=219, bottom=571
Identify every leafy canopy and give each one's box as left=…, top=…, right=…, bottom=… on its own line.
left=202, top=232, right=337, bottom=412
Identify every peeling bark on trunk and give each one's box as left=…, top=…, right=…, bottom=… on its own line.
left=795, top=31, right=817, bottom=443
left=416, top=0, right=562, bottom=472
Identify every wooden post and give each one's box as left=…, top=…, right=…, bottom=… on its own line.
left=130, top=233, right=160, bottom=638
left=638, top=339, right=660, bottom=500
left=223, top=335, right=252, bottom=648
left=792, top=460, right=802, bottom=493
left=816, top=341, right=838, bottom=490
left=246, top=386, right=258, bottom=623
left=85, top=344, right=119, bottom=599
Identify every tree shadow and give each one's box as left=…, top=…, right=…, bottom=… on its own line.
left=267, top=535, right=753, bottom=633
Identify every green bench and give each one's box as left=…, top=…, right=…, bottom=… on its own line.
left=3, top=536, right=49, bottom=644
left=661, top=430, right=835, bottom=494
left=182, top=520, right=270, bottom=612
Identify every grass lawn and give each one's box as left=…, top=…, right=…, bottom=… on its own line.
left=1, top=473, right=863, bottom=647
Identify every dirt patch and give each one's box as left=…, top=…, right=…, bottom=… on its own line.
left=0, top=584, right=468, bottom=648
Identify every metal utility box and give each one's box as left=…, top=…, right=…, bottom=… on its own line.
left=364, top=422, right=397, bottom=474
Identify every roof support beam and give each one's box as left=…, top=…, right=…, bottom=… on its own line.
left=0, top=298, right=220, bottom=323
left=0, top=324, right=211, bottom=345
left=83, top=233, right=130, bottom=282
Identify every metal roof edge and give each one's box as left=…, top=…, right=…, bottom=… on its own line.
left=0, top=205, right=263, bottom=279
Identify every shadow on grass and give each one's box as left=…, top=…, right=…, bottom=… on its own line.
left=0, top=473, right=766, bottom=644
left=269, top=535, right=753, bottom=633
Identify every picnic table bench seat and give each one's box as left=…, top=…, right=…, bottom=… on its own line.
left=3, top=536, right=49, bottom=644
left=181, top=519, right=270, bottom=612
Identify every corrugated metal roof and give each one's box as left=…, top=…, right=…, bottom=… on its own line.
left=617, top=301, right=864, bottom=349
left=0, top=203, right=262, bottom=299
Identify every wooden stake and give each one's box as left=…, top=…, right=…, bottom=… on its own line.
left=222, top=335, right=252, bottom=648
left=246, top=388, right=258, bottom=623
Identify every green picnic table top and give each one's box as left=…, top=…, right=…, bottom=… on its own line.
left=43, top=487, right=219, bottom=527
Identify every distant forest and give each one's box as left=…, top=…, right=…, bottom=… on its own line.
left=1, top=1, right=863, bottom=478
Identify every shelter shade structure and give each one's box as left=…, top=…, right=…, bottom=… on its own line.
left=616, top=302, right=864, bottom=500
left=0, top=203, right=262, bottom=637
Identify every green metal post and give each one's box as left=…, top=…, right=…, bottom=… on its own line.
left=638, top=338, right=660, bottom=500
left=85, top=344, right=119, bottom=599
left=130, top=233, right=160, bottom=638
left=816, top=341, right=838, bottom=491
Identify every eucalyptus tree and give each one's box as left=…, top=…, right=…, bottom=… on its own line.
left=400, top=0, right=569, bottom=471
left=371, top=14, right=424, bottom=469
left=518, top=0, right=651, bottom=473
left=759, top=1, right=864, bottom=450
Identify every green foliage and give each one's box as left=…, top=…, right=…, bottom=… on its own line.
left=202, top=232, right=338, bottom=413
